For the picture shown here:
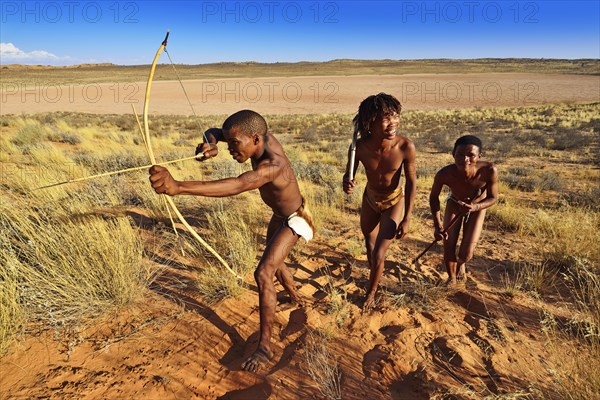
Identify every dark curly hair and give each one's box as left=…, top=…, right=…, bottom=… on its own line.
left=352, top=93, right=402, bottom=138
left=452, top=135, right=483, bottom=155
left=222, top=110, right=268, bottom=136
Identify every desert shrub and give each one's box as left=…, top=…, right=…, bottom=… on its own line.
left=173, top=137, right=192, bottom=147
left=535, top=171, right=565, bottom=192
left=502, top=169, right=564, bottom=192
left=416, top=159, right=447, bottom=178
left=47, top=130, right=82, bottom=145
left=548, top=127, right=589, bottom=151
left=293, top=161, right=339, bottom=190
left=73, top=151, right=147, bottom=173
left=202, top=158, right=250, bottom=181
left=501, top=174, right=531, bottom=192
left=0, top=198, right=152, bottom=332
left=559, top=186, right=600, bottom=210
left=111, top=114, right=137, bottom=132
left=10, top=123, right=47, bottom=147
left=419, top=130, right=455, bottom=153
left=156, top=149, right=192, bottom=165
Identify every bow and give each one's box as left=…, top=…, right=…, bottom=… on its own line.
left=142, top=31, right=240, bottom=279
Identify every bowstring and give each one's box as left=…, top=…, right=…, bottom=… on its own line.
left=163, top=47, right=210, bottom=144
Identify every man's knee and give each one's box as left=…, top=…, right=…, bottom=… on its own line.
left=372, top=246, right=389, bottom=267
left=457, top=250, right=473, bottom=264
left=444, top=252, right=458, bottom=263
left=254, top=264, right=275, bottom=287
left=364, top=236, right=376, bottom=253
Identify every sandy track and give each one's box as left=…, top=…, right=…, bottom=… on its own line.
left=2, top=73, right=598, bottom=115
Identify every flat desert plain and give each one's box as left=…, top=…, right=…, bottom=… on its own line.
left=2, top=73, right=599, bottom=115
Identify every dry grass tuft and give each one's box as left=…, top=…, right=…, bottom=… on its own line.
left=194, top=202, right=260, bottom=304
left=0, top=196, right=153, bottom=351
left=533, top=310, right=600, bottom=399
left=385, top=277, right=445, bottom=311
left=489, top=202, right=599, bottom=264
left=321, top=266, right=351, bottom=327
left=303, top=329, right=343, bottom=400
left=0, top=264, right=23, bottom=354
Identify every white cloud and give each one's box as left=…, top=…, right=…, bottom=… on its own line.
left=0, top=42, right=71, bottom=64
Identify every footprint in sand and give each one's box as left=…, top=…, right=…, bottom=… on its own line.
left=390, top=368, right=434, bottom=400
left=362, top=344, right=394, bottom=379
left=428, top=337, right=463, bottom=368
left=450, top=291, right=506, bottom=343
left=379, top=325, right=405, bottom=344
left=449, top=291, right=489, bottom=317
left=466, top=331, right=501, bottom=392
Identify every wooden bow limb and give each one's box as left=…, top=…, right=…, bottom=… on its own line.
left=143, top=30, right=240, bottom=280
left=132, top=103, right=185, bottom=256
left=412, top=211, right=464, bottom=264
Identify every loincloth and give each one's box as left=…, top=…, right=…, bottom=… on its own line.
left=446, top=190, right=483, bottom=223
left=276, top=197, right=315, bottom=243
left=364, top=183, right=404, bottom=213
left=446, top=189, right=484, bottom=205
left=446, top=192, right=460, bottom=205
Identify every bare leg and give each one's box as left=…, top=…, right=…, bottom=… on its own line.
left=443, top=202, right=463, bottom=286
left=267, top=216, right=302, bottom=304
left=241, top=224, right=299, bottom=372
left=275, top=268, right=302, bottom=305
left=360, top=194, right=380, bottom=309
left=457, top=209, right=486, bottom=282
left=361, top=197, right=404, bottom=310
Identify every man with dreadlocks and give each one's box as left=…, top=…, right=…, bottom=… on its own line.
left=343, top=93, right=417, bottom=310
left=429, top=135, right=498, bottom=285
left=149, top=110, right=314, bottom=372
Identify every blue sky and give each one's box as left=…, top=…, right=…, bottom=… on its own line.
left=1, top=1, right=598, bottom=65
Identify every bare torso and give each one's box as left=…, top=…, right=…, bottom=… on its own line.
left=252, top=133, right=302, bottom=216
left=437, top=161, right=494, bottom=201
left=356, top=135, right=409, bottom=191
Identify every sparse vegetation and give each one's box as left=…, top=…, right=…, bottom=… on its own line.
left=194, top=203, right=260, bottom=304
left=0, top=103, right=598, bottom=398
left=303, top=329, right=342, bottom=400
left=0, top=194, right=153, bottom=352
left=321, top=266, right=351, bottom=327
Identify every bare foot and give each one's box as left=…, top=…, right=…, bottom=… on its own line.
left=278, top=293, right=306, bottom=311
left=457, top=265, right=467, bottom=282
left=445, top=276, right=458, bottom=287
left=241, top=348, right=273, bottom=372
left=362, top=294, right=376, bottom=311
left=289, top=292, right=305, bottom=307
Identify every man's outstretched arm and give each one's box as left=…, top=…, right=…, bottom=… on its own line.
left=149, top=162, right=278, bottom=197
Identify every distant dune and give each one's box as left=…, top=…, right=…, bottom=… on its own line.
left=1, top=59, right=598, bottom=86
left=1, top=63, right=117, bottom=69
